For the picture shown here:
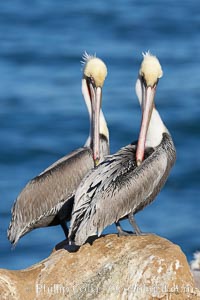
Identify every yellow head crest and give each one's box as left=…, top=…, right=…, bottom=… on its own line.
left=140, top=51, right=163, bottom=86
left=81, top=52, right=107, bottom=87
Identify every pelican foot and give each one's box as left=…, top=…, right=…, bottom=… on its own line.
left=137, top=232, right=154, bottom=236
left=115, top=221, right=135, bottom=236
left=128, top=213, right=144, bottom=236
left=64, top=241, right=80, bottom=252
left=55, top=238, right=69, bottom=250
left=118, top=230, right=136, bottom=237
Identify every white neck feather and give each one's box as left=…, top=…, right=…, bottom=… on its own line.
left=99, top=110, right=109, bottom=140
left=82, top=79, right=92, bottom=117
left=145, top=108, right=168, bottom=148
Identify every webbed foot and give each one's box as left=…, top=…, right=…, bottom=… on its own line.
left=115, top=221, right=135, bottom=236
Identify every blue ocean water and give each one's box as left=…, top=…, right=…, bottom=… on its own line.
left=0, top=1, right=199, bottom=270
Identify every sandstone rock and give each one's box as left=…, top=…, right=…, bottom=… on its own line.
left=0, top=235, right=199, bottom=300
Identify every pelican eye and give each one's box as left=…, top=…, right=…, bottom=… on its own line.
left=153, top=78, right=159, bottom=88
left=86, top=76, right=95, bottom=90
left=90, top=76, right=95, bottom=86
left=140, top=74, right=147, bottom=87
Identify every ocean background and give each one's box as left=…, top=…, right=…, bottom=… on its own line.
left=0, top=1, right=199, bottom=270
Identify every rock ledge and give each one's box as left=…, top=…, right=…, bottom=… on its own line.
left=0, top=235, right=199, bottom=300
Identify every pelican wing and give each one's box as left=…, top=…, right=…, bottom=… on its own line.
left=69, top=143, right=139, bottom=241
left=70, top=134, right=175, bottom=245
left=8, top=147, right=94, bottom=245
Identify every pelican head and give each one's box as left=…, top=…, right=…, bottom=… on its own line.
left=81, top=53, right=107, bottom=166
left=136, top=52, right=163, bottom=165
left=83, top=53, right=107, bottom=87
left=139, top=52, right=163, bottom=87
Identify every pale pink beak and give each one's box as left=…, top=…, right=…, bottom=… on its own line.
left=89, top=84, right=102, bottom=166
left=136, top=85, right=156, bottom=166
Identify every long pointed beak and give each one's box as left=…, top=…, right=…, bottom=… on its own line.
left=89, top=84, right=101, bottom=166
left=136, top=85, right=156, bottom=166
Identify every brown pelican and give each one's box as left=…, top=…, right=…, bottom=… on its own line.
left=7, top=53, right=109, bottom=246
left=69, top=52, right=176, bottom=246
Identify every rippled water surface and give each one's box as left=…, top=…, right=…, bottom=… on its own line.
left=0, top=1, right=199, bottom=269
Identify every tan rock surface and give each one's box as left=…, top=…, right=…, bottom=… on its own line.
left=0, top=235, right=199, bottom=300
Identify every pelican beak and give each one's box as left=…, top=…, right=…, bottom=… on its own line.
left=89, top=82, right=101, bottom=166
left=136, top=84, right=156, bottom=166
